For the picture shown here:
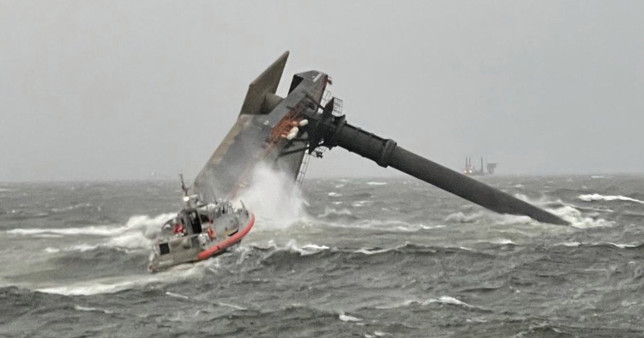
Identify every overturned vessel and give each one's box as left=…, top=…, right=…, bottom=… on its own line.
left=192, top=52, right=568, bottom=226
left=148, top=191, right=254, bottom=272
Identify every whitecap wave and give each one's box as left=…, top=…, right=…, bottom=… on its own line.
left=495, top=214, right=535, bottom=225
left=38, top=264, right=205, bottom=296
left=166, top=291, right=190, bottom=300
left=321, top=218, right=440, bottom=233
left=43, top=244, right=99, bottom=254
left=555, top=242, right=582, bottom=247
left=484, top=194, right=615, bottom=229
left=44, top=247, right=60, bottom=254
left=105, top=213, right=175, bottom=250
left=442, top=199, right=613, bottom=229
left=338, top=311, right=362, bottom=322
left=248, top=239, right=330, bottom=257
left=73, top=305, right=114, bottom=314
left=8, top=225, right=127, bottom=236
left=7, top=213, right=174, bottom=239
left=367, top=181, right=387, bottom=186
left=317, top=207, right=353, bottom=218
left=424, top=296, right=475, bottom=308
left=375, top=295, right=478, bottom=310
left=502, top=195, right=615, bottom=229
left=554, top=242, right=638, bottom=249
left=286, top=239, right=329, bottom=256
left=490, top=239, right=516, bottom=245
left=550, top=205, right=614, bottom=229
left=351, top=200, right=372, bottom=207
left=421, top=224, right=446, bottom=230
left=579, top=193, right=644, bottom=204
left=444, top=211, right=485, bottom=223
left=10, top=213, right=175, bottom=253
left=606, top=242, right=638, bottom=248
left=39, top=279, right=140, bottom=296
left=354, top=247, right=398, bottom=255
left=216, top=301, right=247, bottom=310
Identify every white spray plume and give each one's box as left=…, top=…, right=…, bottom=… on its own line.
left=234, top=163, right=308, bottom=230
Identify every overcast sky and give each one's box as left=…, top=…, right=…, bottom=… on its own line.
left=1, top=1, right=643, bottom=182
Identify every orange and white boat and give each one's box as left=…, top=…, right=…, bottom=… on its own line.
left=148, top=196, right=254, bottom=273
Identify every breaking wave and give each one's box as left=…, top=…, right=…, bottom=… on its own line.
left=448, top=191, right=615, bottom=229
left=7, top=213, right=173, bottom=238
left=550, top=205, right=614, bottom=228
left=9, top=213, right=175, bottom=252
left=443, top=201, right=613, bottom=229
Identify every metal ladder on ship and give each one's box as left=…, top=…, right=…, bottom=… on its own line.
left=295, top=153, right=311, bottom=187
left=294, top=89, right=341, bottom=187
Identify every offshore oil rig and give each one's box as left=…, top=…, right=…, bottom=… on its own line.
left=464, top=157, right=497, bottom=176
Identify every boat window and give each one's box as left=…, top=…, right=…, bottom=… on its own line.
left=189, top=211, right=202, bottom=234
left=159, top=243, right=170, bottom=255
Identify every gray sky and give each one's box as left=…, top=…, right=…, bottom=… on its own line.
left=1, top=1, right=643, bottom=182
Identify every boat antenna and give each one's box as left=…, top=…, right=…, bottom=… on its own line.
left=179, top=174, right=189, bottom=197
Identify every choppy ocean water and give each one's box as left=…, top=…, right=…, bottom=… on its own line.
left=1, top=175, right=644, bottom=337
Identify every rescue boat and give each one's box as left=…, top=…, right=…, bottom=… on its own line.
left=148, top=196, right=255, bottom=272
